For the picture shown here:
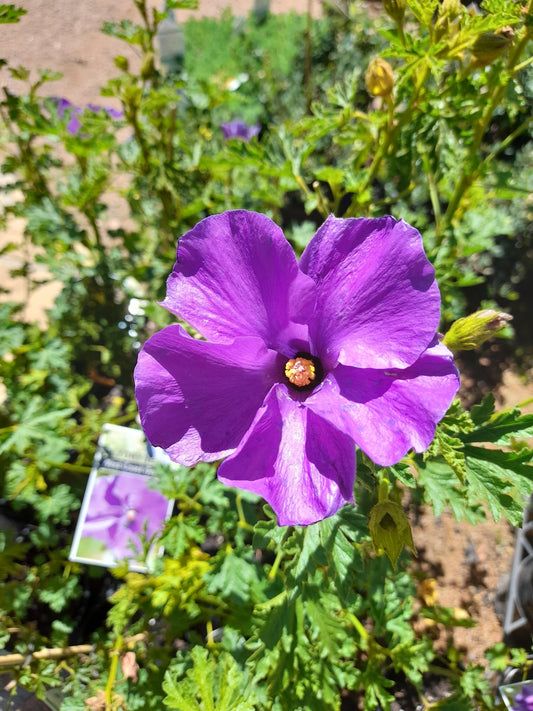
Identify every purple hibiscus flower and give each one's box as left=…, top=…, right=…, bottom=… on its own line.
left=134, top=210, right=459, bottom=526
left=221, top=119, right=260, bottom=141
left=82, top=473, right=169, bottom=561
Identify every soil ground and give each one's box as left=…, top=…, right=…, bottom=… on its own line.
left=1, top=2, right=533, bottom=709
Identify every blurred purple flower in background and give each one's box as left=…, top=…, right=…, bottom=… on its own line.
left=87, top=103, right=123, bottom=120
left=221, top=119, right=260, bottom=141
left=82, top=473, right=168, bottom=561
left=53, top=98, right=83, bottom=135
left=51, top=97, right=123, bottom=136
left=135, top=210, right=459, bottom=526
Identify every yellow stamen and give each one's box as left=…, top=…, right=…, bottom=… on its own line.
left=284, top=357, right=316, bottom=388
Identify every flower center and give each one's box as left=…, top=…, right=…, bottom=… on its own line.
left=285, top=356, right=316, bottom=388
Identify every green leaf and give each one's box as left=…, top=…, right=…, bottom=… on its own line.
left=0, top=313, right=25, bottom=355
left=101, top=20, right=147, bottom=47
left=166, top=0, right=198, bottom=7
left=431, top=693, right=475, bottom=710
left=464, top=408, right=533, bottom=445
left=390, top=462, right=416, bottom=488
left=305, top=594, right=348, bottom=658
left=160, top=514, right=204, bottom=558
left=252, top=507, right=288, bottom=551
left=207, top=549, right=260, bottom=605
left=37, top=574, right=80, bottom=613
left=163, top=647, right=257, bottom=711
left=464, top=444, right=533, bottom=525
left=315, top=507, right=365, bottom=602
left=0, top=4, right=26, bottom=23
left=0, top=399, right=75, bottom=455
left=470, top=393, right=496, bottom=425
left=430, top=427, right=468, bottom=482
left=416, top=458, right=485, bottom=523
left=313, top=166, right=345, bottom=185
left=35, top=484, right=79, bottom=525
left=406, top=0, right=439, bottom=25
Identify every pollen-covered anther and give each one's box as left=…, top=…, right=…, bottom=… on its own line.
left=285, top=357, right=316, bottom=387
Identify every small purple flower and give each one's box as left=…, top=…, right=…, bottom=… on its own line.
left=134, top=211, right=459, bottom=526
left=86, top=103, right=124, bottom=120
left=51, top=98, right=122, bottom=136
left=52, top=97, right=83, bottom=136
left=82, top=473, right=168, bottom=561
left=221, top=119, right=260, bottom=141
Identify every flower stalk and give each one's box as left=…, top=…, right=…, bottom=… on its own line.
left=105, top=634, right=123, bottom=709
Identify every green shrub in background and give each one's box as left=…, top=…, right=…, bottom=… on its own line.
left=0, top=0, right=532, bottom=708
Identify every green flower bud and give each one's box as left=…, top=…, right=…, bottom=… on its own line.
left=114, top=55, right=129, bottom=72
left=369, top=500, right=415, bottom=569
left=140, top=51, right=156, bottom=80
left=434, top=0, right=463, bottom=40
left=440, top=0, right=462, bottom=19
left=471, top=27, right=514, bottom=66
left=365, top=58, right=394, bottom=98
left=442, top=309, right=512, bottom=351
left=382, top=0, right=406, bottom=24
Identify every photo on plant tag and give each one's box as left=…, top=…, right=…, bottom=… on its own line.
left=69, top=424, right=175, bottom=572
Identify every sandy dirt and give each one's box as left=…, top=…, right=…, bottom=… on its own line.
left=0, top=0, right=321, bottom=105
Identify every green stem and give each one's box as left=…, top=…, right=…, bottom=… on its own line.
left=346, top=612, right=369, bottom=642
left=268, top=527, right=292, bottom=580
left=236, top=495, right=254, bottom=532
left=178, top=494, right=203, bottom=512
left=42, top=461, right=92, bottom=474
left=491, top=396, right=533, bottom=418
left=108, top=412, right=138, bottom=426
left=426, top=166, right=442, bottom=236
left=395, top=18, right=406, bottom=47
left=440, top=8, right=532, bottom=235
left=105, top=634, right=123, bottom=709
left=514, top=54, right=533, bottom=73
left=312, top=180, right=331, bottom=217
left=87, top=211, right=103, bottom=250
left=0, top=425, right=16, bottom=435
left=268, top=547, right=285, bottom=581
left=483, top=115, right=533, bottom=168
left=5, top=684, right=16, bottom=711
left=303, top=0, right=313, bottom=114
left=346, top=59, right=429, bottom=217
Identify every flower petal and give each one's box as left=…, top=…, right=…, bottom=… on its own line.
left=305, top=340, right=459, bottom=465
left=134, top=325, right=280, bottom=466
left=161, top=210, right=315, bottom=354
left=218, top=385, right=356, bottom=526
left=82, top=474, right=169, bottom=559
left=300, top=215, right=441, bottom=369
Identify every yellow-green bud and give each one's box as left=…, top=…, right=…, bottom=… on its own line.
left=114, top=55, right=129, bottom=72
left=434, top=0, right=463, bottom=40
left=440, top=0, right=462, bottom=19
left=140, top=51, right=156, bottom=80
left=365, top=58, right=394, bottom=98
left=383, top=0, right=406, bottom=24
left=369, top=501, right=415, bottom=569
left=442, top=309, right=512, bottom=351
left=471, top=27, right=514, bottom=66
